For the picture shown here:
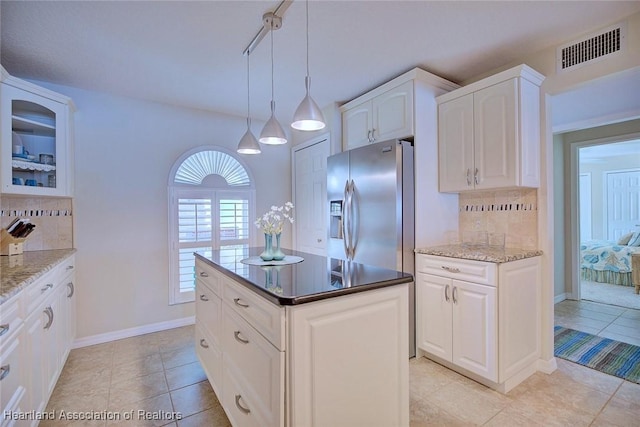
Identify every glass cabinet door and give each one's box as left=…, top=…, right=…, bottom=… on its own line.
left=1, top=83, right=68, bottom=196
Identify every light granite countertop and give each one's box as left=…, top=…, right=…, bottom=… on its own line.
left=415, top=245, right=542, bottom=264
left=0, top=249, right=76, bottom=305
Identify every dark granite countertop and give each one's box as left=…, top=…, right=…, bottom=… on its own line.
left=0, top=249, right=77, bottom=305
left=415, top=245, right=542, bottom=263
left=196, top=247, right=413, bottom=306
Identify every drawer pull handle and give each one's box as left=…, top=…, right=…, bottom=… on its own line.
left=66, top=265, right=74, bottom=270
left=199, top=271, right=209, bottom=277
left=444, top=285, right=450, bottom=302
left=441, top=266, right=460, bottom=273
left=234, top=298, right=249, bottom=308
left=0, top=364, right=10, bottom=381
left=41, top=283, right=54, bottom=293
left=235, top=395, right=251, bottom=415
left=0, top=324, right=9, bottom=337
left=453, top=286, right=458, bottom=304
left=199, top=339, right=209, bottom=349
left=43, top=307, right=54, bottom=330
left=234, top=331, right=249, bottom=344
left=199, top=294, right=209, bottom=302
left=67, top=282, right=75, bottom=298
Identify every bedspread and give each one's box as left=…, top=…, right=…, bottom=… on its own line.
left=580, top=240, right=640, bottom=286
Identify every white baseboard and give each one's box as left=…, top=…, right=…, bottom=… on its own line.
left=554, top=293, right=569, bottom=304
left=71, top=316, right=195, bottom=349
left=537, top=357, right=558, bottom=374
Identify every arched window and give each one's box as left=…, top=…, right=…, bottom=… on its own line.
left=168, top=146, right=255, bottom=304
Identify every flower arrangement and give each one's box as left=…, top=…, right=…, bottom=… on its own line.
left=255, top=202, right=294, bottom=235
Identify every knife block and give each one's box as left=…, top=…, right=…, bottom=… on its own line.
left=0, top=229, right=26, bottom=256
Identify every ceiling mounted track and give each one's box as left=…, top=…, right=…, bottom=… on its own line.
left=242, top=0, right=293, bottom=56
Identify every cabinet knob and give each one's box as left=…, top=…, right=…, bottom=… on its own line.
left=199, top=271, right=209, bottom=277
left=43, top=306, right=54, bottom=330
left=474, top=168, right=479, bottom=185
left=441, top=266, right=460, bottom=273
left=67, top=282, right=74, bottom=298
left=452, top=286, right=458, bottom=304
left=199, top=294, right=209, bottom=301
left=234, top=330, right=250, bottom=345
left=0, top=324, right=9, bottom=337
left=66, top=265, right=74, bottom=271
left=41, top=283, right=54, bottom=293
left=466, top=169, right=472, bottom=186
left=444, top=285, right=450, bottom=302
left=199, top=338, right=209, bottom=349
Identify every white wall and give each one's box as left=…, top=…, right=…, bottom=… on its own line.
left=35, top=81, right=291, bottom=340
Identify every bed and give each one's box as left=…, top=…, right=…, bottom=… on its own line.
left=580, top=240, right=640, bottom=287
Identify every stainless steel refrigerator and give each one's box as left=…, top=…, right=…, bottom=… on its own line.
left=327, top=139, right=416, bottom=356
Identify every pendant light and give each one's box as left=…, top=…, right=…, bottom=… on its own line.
left=237, top=52, right=261, bottom=154
left=291, top=0, right=325, bottom=131
left=259, top=13, right=287, bottom=145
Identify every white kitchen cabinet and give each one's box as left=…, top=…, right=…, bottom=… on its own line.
left=416, top=254, right=541, bottom=393
left=0, top=295, right=27, bottom=424
left=437, top=64, right=544, bottom=193
left=21, top=254, right=76, bottom=422
left=1, top=66, right=74, bottom=197
left=341, top=80, right=414, bottom=150
left=195, top=258, right=409, bottom=427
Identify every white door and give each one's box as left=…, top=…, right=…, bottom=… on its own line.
left=372, top=80, right=414, bottom=142
left=416, top=273, right=452, bottom=361
left=606, top=170, right=640, bottom=240
left=293, top=136, right=329, bottom=256
left=451, top=280, right=497, bottom=382
left=438, top=94, right=474, bottom=192
left=342, top=101, right=372, bottom=150
left=473, top=79, right=517, bottom=190
left=579, top=173, right=592, bottom=241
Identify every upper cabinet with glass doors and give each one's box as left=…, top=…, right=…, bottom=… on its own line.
left=1, top=66, right=74, bottom=197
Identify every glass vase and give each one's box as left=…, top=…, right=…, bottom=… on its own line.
left=272, top=233, right=285, bottom=261
left=259, top=233, right=274, bottom=261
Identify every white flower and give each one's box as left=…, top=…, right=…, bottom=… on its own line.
left=255, top=202, right=295, bottom=235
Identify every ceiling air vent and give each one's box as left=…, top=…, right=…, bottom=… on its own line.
left=557, top=22, right=626, bottom=72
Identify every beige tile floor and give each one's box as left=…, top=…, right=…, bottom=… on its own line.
left=43, top=302, right=640, bottom=427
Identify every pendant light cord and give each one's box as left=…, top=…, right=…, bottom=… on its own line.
left=270, top=24, right=275, bottom=111
left=305, top=0, right=310, bottom=79
left=246, top=53, right=251, bottom=122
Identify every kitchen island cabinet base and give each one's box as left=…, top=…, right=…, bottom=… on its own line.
left=195, top=256, right=409, bottom=427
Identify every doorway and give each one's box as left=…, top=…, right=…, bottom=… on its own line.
left=576, top=139, right=640, bottom=311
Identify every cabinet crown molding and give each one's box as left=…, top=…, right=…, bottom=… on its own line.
left=436, top=64, right=545, bottom=104
left=340, top=67, right=459, bottom=112
left=1, top=64, right=75, bottom=110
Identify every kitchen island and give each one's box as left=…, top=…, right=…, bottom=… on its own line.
left=195, top=247, right=412, bottom=427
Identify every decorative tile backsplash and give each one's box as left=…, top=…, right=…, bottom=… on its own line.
left=0, top=195, right=73, bottom=251
left=458, top=189, right=538, bottom=249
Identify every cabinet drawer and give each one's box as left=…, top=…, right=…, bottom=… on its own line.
left=195, top=325, right=222, bottom=397
left=0, top=326, right=26, bottom=415
left=222, top=279, right=284, bottom=350
left=416, top=254, right=496, bottom=286
left=0, top=295, right=23, bottom=347
left=223, top=367, right=272, bottom=427
left=195, top=281, right=222, bottom=345
left=57, top=255, right=76, bottom=282
left=222, top=306, right=283, bottom=427
left=24, top=268, right=59, bottom=315
left=195, top=259, right=222, bottom=297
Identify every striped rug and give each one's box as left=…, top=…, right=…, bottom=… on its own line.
left=554, top=326, right=640, bottom=384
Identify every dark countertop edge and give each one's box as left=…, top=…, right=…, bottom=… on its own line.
left=195, top=253, right=413, bottom=306
left=0, top=248, right=77, bottom=305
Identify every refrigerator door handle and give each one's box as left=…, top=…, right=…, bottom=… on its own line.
left=342, top=180, right=350, bottom=258
left=349, top=179, right=357, bottom=259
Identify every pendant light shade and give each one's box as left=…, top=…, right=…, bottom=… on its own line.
left=259, top=15, right=287, bottom=145
left=237, top=118, right=261, bottom=154
left=237, top=52, right=261, bottom=154
left=291, top=0, right=325, bottom=131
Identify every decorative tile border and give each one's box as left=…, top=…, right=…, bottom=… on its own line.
left=460, top=203, right=537, bottom=212
left=0, top=209, right=72, bottom=217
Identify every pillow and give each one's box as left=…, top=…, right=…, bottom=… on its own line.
left=617, top=232, right=634, bottom=245
left=628, top=232, right=640, bottom=247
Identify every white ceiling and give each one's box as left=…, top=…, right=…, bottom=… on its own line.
left=580, top=139, right=640, bottom=163
left=2, top=1, right=640, bottom=126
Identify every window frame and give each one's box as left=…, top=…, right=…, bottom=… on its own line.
left=167, top=146, right=255, bottom=305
